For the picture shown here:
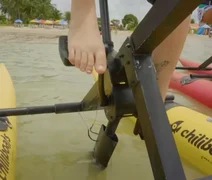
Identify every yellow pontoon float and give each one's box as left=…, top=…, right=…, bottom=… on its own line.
left=91, top=70, right=212, bottom=175
left=1, top=63, right=212, bottom=179
left=166, top=103, right=212, bottom=175
left=0, top=64, right=16, bottom=180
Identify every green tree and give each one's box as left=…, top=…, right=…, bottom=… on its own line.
left=49, top=6, right=62, bottom=20
left=0, top=0, right=24, bottom=19
left=190, top=18, right=195, bottom=24
left=0, top=0, right=62, bottom=23
left=122, top=14, right=138, bottom=30
left=0, top=14, right=7, bottom=24
left=64, top=11, right=71, bottom=22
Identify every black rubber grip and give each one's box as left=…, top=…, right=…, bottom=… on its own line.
left=58, top=36, right=74, bottom=66
left=190, top=74, right=212, bottom=79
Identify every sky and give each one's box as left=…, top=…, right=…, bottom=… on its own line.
left=51, top=0, right=198, bottom=22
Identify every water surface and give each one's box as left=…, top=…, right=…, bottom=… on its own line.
left=0, top=29, right=211, bottom=180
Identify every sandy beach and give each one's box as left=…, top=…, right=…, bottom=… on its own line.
left=0, top=25, right=209, bottom=50
left=0, top=25, right=212, bottom=180
left=0, top=25, right=208, bottom=38
left=0, top=26, right=69, bottom=36
left=0, top=26, right=68, bottom=43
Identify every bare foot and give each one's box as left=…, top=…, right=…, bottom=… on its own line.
left=68, top=24, right=107, bottom=74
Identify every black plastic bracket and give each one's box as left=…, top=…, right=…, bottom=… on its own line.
left=58, top=36, right=71, bottom=66
left=93, top=124, right=118, bottom=168
left=180, top=75, right=197, bottom=85
left=0, top=117, right=11, bottom=131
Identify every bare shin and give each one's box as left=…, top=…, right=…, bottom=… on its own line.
left=152, top=15, right=191, bottom=101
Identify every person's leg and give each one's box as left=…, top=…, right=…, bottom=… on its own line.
left=68, top=0, right=190, bottom=102
left=152, top=16, right=191, bottom=101
left=155, top=5, right=212, bottom=101
left=202, top=6, right=212, bottom=24
left=202, top=8, right=212, bottom=24
left=68, top=0, right=107, bottom=74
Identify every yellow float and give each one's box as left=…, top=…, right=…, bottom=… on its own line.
left=92, top=71, right=212, bottom=175
left=1, top=63, right=212, bottom=178
left=0, top=64, right=16, bottom=180
left=166, top=104, right=212, bottom=175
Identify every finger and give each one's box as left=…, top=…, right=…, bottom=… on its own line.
left=94, top=51, right=107, bottom=74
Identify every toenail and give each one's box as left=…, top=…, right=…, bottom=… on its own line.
left=98, top=65, right=105, bottom=70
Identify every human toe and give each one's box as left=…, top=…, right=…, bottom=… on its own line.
left=85, top=53, right=95, bottom=74
left=68, top=48, right=75, bottom=65
left=80, top=52, right=88, bottom=72
left=74, top=49, right=81, bottom=68
left=94, top=51, right=107, bottom=74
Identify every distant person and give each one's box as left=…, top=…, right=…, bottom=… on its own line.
left=68, top=0, right=212, bottom=102
left=198, top=0, right=212, bottom=25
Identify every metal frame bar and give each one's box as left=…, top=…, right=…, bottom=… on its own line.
left=83, top=0, right=203, bottom=179
left=131, top=0, right=201, bottom=54
left=176, top=56, right=212, bottom=70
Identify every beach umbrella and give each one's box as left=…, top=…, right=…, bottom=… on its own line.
left=44, top=20, right=54, bottom=25
left=30, top=19, right=39, bottom=23
left=14, top=19, right=22, bottom=23
left=59, top=20, right=68, bottom=25
left=54, top=20, right=60, bottom=24
left=39, top=19, right=45, bottom=24
left=57, top=20, right=67, bottom=25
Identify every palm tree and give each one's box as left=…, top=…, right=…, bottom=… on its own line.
left=0, top=0, right=63, bottom=23
left=64, top=11, right=71, bottom=23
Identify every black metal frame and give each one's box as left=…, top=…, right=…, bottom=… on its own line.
left=176, top=56, right=212, bottom=71
left=0, top=0, right=211, bottom=179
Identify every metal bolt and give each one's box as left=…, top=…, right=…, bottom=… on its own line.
left=126, top=43, right=131, bottom=48
left=119, top=54, right=124, bottom=58
left=131, top=80, right=135, bottom=86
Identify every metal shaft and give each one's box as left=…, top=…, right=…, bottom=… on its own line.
left=0, top=102, right=82, bottom=117
left=176, top=67, right=212, bottom=70
left=99, top=0, right=112, bottom=44
left=190, top=74, right=212, bottom=79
